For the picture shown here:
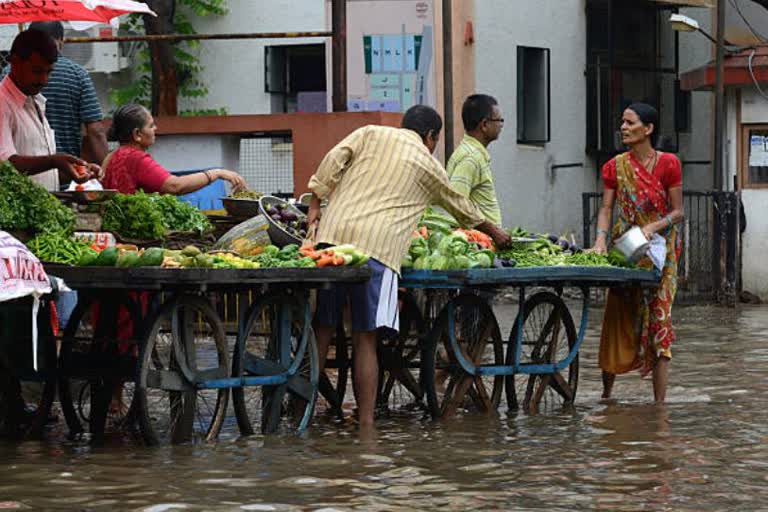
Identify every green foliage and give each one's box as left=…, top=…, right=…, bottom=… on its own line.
left=102, top=191, right=166, bottom=240
left=151, top=193, right=211, bottom=234
left=0, top=161, right=75, bottom=234
left=109, top=0, right=228, bottom=114
left=102, top=191, right=212, bottom=240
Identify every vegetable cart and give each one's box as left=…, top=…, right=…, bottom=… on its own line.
left=43, top=264, right=370, bottom=445
left=320, top=266, right=659, bottom=418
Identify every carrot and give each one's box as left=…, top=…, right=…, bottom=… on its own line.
left=333, top=256, right=345, bottom=266
left=316, top=256, right=335, bottom=267
left=419, top=226, right=428, bottom=238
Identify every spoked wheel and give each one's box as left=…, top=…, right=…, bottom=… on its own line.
left=0, top=297, right=57, bottom=439
left=59, top=295, right=142, bottom=438
left=317, top=324, right=349, bottom=415
left=505, top=291, right=579, bottom=414
left=136, top=295, right=229, bottom=445
left=422, top=294, right=504, bottom=419
left=232, top=294, right=318, bottom=436
left=376, top=292, right=426, bottom=413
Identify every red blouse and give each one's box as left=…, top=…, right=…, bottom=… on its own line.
left=102, top=146, right=171, bottom=194
left=602, top=152, right=682, bottom=190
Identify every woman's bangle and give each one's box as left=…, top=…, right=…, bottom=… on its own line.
left=596, top=228, right=609, bottom=238
left=203, top=170, right=213, bottom=184
left=665, top=215, right=673, bottom=228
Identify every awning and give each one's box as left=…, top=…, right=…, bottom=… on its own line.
left=680, top=45, right=768, bottom=91
left=651, top=0, right=714, bottom=7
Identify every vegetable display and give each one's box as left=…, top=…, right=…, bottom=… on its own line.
left=263, top=202, right=309, bottom=239
left=26, top=231, right=91, bottom=265
left=102, top=191, right=212, bottom=240
left=0, top=161, right=75, bottom=234
left=152, top=193, right=212, bottom=235
left=229, top=190, right=262, bottom=200
left=402, top=231, right=496, bottom=270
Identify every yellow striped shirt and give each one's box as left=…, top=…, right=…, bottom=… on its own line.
left=308, top=125, right=485, bottom=273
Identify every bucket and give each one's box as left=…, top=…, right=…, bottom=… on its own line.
left=614, top=226, right=649, bottom=263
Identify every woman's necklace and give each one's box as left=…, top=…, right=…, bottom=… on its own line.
left=639, top=150, right=657, bottom=172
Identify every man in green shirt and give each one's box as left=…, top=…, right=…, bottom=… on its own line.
left=447, top=94, right=504, bottom=225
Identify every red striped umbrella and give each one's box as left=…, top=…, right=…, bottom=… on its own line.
left=0, top=0, right=155, bottom=25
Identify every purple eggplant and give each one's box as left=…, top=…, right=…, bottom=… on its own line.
left=557, top=239, right=570, bottom=251
left=281, top=211, right=298, bottom=222
left=547, top=234, right=559, bottom=244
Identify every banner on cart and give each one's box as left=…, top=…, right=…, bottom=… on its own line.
left=0, top=231, right=51, bottom=303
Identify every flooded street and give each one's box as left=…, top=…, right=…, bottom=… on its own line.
left=1, top=303, right=767, bottom=511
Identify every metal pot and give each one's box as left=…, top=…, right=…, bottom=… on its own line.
left=614, top=226, right=649, bottom=263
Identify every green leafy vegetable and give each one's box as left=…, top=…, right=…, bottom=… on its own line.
left=0, top=161, right=75, bottom=234
left=102, top=191, right=212, bottom=240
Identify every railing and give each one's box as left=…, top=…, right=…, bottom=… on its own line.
left=582, top=191, right=740, bottom=304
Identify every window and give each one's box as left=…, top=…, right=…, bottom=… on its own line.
left=265, top=44, right=327, bottom=114
left=742, top=125, right=768, bottom=188
left=517, top=46, right=550, bottom=144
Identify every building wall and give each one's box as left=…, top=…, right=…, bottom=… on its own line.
left=678, top=6, right=716, bottom=192
left=184, top=0, right=327, bottom=115
left=738, top=88, right=768, bottom=297
left=472, top=0, right=590, bottom=236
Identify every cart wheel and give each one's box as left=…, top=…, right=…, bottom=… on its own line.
left=505, top=291, right=578, bottom=414
left=422, top=294, right=504, bottom=419
left=0, top=298, right=57, bottom=439
left=232, top=294, right=318, bottom=436
left=136, top=295, right=229, bottom=445
left=318, top=323, right=349, bottom=415
left=376, top=291, right=426, bottom=412
left=58, top=295, right=142, bottom=438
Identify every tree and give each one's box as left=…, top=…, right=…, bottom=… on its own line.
left=143, top=0, right=178, bottom=116
left=112, top=0, right=227, bottom=116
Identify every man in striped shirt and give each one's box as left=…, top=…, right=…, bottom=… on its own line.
left=447, top=94, right=504, bottom=226
left=25, top=22, right=107, bottom=185
left=307, top=105, right=511, bottom=428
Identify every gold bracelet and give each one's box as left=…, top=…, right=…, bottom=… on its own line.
left=203, top=170, right=212, bottom=184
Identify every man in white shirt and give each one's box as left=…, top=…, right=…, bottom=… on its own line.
left=0, top=29, right=99, bottom=190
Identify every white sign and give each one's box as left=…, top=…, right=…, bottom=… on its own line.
left=749, top=134, right=768, bottom=167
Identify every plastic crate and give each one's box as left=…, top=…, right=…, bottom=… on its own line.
left=171, top=168, right=227, bottom=212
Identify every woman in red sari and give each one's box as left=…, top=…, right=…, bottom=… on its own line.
left=102, top=103, right=245, bottom=194
left=590, top=103, right=684, bottom=403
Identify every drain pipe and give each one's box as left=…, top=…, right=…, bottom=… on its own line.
left=442, top=0, right=454, bottom=158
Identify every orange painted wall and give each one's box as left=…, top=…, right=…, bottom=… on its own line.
left=151, top=112, right=403, bottom=195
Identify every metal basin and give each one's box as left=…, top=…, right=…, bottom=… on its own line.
left=614, top=226, right=649, bottom=262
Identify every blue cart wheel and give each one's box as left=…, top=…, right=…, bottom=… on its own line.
left=376, top=291, right=426, bottom=413
left=422, top=293, right=504, bottom=419
left=232, top=294, right=318, bottom=436
left=505, top=291, right=578, bottom=414
left=136, top=295, right=229, bottom=445
left=58, top=293, right=143, bottom=438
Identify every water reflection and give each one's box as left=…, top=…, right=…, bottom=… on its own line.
left=1, top=305, right=767, bottom=511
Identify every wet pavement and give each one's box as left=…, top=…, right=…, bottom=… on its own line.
left=1, top=304, right=767, bottom=511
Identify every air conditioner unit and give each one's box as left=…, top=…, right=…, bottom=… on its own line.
left=62, top=27, right=131, bottom=74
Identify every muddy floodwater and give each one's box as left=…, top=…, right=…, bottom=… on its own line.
left=1, top=304, right=767, bottom=511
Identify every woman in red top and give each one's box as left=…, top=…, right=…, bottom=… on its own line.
left=102, top=103, right=245, bottom=194
left=589, top=103, right=684, bottom=403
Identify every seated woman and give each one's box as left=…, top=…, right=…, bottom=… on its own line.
left=102, top=103, right=246, bottom=194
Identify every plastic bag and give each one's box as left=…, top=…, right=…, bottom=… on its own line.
left=212, top=215, right=271, bottom=256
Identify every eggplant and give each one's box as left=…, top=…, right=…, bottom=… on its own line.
left=271, top=213, right=282, bottom=222
left=557, top=239, right=570, bottom=251
left=266, top=206, right=278, bottom=216
left=547, top=234, right=559, bottom=244
left=281, top=211, right=298, bottom=222
left=299, top=230, right=307, bottom=237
